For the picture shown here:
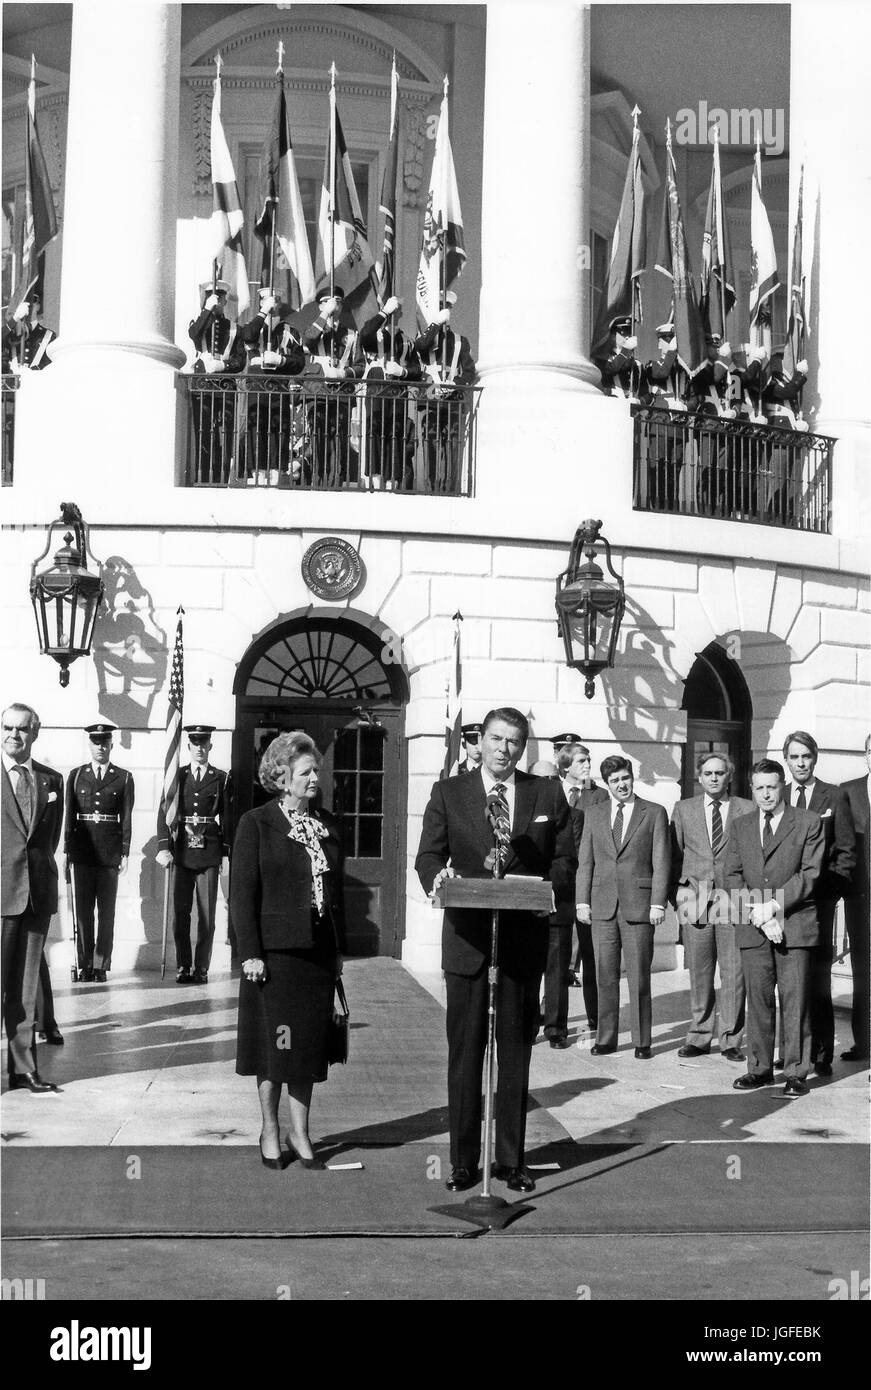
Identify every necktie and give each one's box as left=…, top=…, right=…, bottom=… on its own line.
left=795, top=786, right=806, bottom=810
left=13, top=765, right=32, bottom=825
left=710, top=798, right=723, bottom=855
left=195, top=767, right=201, bottom=782
left=763, top=810, right=774, bottom=844
left=568, top=786, right=580, bottom=809
left=95, top=767, right=102, bottom=783
left=612, top=804, right=624, bottom=850
left=488, top=782, right=510, bottom=847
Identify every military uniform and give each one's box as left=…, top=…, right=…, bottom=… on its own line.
left=411, top=317, right=476, bottom=492
left=456, top=721, right=483, bottom=776
left=594, top=316, right=639, bottom=400
left=639, top=322, right=687, bottom=510
left=157, top=733, right=230, bottom=982
left=234, top=293, right=305, bottom=482
left=188, top=282, right=247, bottom=485
left=762, top=354, right=809, bottom=525
left=356, top=310, right=422, bottom=489
left=5, top=317, right=55, bottom=372
left=64, top=728, right=134, bottom=979
left=303, top=292, right=359, bottom=486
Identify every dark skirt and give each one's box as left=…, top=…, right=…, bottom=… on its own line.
left=235, top=914, right=337, bottom=1083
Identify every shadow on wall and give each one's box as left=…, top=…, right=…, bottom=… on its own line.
left=91, top=556, right=168, bottom=747
left=600, top=594, right=690, bottom=785
left=724, top=630, right=794, bottom=757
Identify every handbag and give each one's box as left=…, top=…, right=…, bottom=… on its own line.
left=327, top=978, right=350, bottom=1066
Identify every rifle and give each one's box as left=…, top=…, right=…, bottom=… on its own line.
left=66, top=860, right=82, bottom=982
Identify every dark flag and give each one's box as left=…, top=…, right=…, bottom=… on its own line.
left=591, top=107, right=647, bottom=359
left=315, top=64, right=380, bottom=325
left=699, top=130, right=735, bottom=341
left=10, top=56, right=58, bottom=317
left=441, top=612, right=463, bottom=780
left=254, top=63, right=316, bottom=310
left=783, top=164, right=806, bottom=382
left=378, top=56, right=400, bottom=305
left=655, top=119, right=706, bottom=377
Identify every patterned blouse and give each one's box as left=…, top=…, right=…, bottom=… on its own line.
left=280, top=803, right=330, bottom=914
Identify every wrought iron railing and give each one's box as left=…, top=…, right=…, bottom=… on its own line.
left=183, top=374, right=480, bottom=495
left=633, top=408, right=834, bottom=532
left=2, top=374, right=18, bottom=486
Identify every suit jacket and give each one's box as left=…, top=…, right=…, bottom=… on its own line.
left=576, top=795, right=671, bottom=923
left=157, top=765, right=231, bottom=869
left=1, top=759, right=64, bottom=917
left=723, top=806, right=825, bottom=948
left=64, top=763, right=134, bottom=866
left=415, top=768, right=576, bottom=976
left=670, top=793, right=754, bottom=924
left=790, top=779, right=856, bottom=903
left=230, top=801, right=346, bottom=959
left=841, top=775, right=870, bottom=902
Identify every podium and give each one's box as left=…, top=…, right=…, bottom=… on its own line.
left=430, top=873, right=552, bottom=1230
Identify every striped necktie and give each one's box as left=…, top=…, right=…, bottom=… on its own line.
left=13, top=764, right=33, bottom=825
left=710, top=797, right=723, bottom=855
left=612, top=804, right=624, bottom=850
left=488, top=782, right=511, bottom=847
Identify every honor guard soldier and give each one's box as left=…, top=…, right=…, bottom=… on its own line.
left=235, top=288, right=306, bottom=483
left=457, top=722, right=483, bottom=774
left=188, top=280, right=246, bottom=484
left=303, top=287, right=359, bottom=486
left=594, top=316, right=639, bottom=401
left=156, top=725, right=230, bottom=984
left=411, top=291, right=477, bottom=492
left=5, top=290, right=55, bottom=373
left=64, top=721, right=134, bottom=982
left=639, top=321, right=686, bottom=510
left=356, top=295, right=422, bottom=490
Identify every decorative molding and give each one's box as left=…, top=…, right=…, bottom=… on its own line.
left=184, top=69, right=434, bottom=104
left=402, top=102, right=430, bottom=209
left=192, top=88, right=212, bottom=199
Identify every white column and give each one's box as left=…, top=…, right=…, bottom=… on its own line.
left=478, top=0, right=598, bottom=387
left=789, top=0, right=871, bottom=561
left=12, top=3, right=185, bottom=515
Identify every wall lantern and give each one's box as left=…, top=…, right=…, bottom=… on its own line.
left=555, top=518, right=626, bottom=699
left=29, top=502, right=104, bottom=687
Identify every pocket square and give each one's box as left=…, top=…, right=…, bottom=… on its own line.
left=820, top=809, right=832, bottom=818
left=534, top=814, right=551, bottom=823
left=47, top=791, right=57, bottom=803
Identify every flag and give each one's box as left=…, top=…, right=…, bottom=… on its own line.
left=209, top=66, right=250, bottom=314
left=591, top=113, right=646, bottom=358
left=655, top=123, right=707, bottom=376
left=699, top=133, right=735, bottom=341
left=441, top=612, right=463, bottom=780
left=10, top=57, right=58, bottom=317
left=783, top=164, right=805, bottom=381
left=161, top=611, right=184, bottom=840
left=749, top=141, right=780, bottom=350
left=315, top=71, right=380, bottom=324
left=254, top=71, right=316, bottom=311
left=377, top=56, right=400, bottom=304
left=416, top=81, right=466, bottom=325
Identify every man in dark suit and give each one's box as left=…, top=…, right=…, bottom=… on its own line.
left=725, top=758, right=825, bottom=1097
left=1, top=702, right=63, bottom=1092
left=670, top=752, right=753, bottom=1061
left=556, top=742, right=609, bottom=1026
left=840, top=734, right=870, bottom=1061
left=576, top=755, right=670, bottom=1059
left=782, top=731, right=856, bottom=1074
left=157, top=725, right=230, bottom=984
left=64, top=720, right=134, bottom=982
left=415, top=707, right=576, bottom=1193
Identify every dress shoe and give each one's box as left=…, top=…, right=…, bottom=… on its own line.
left=285, top=1138, right=326, bottom=1170
left=567, top=972, right=582, bottom=988
left=590, top=1043, right=616, bottom=1055
left=8, top=1071, right=59, bottom=1094
left=192, top=969, right=209, bottom=984
left=840, top=1047, right=869, bottom=1062
left=783, top=1077, right=809, bottom=1097
left=677, top=1044, right=710, bottom=1057
left=813, top=1060, right=833, bottom=1077
left=445, top=1165, right=478, bottom=1192
left=259, top=1139, right=291, bottom=1171
left=733, top=1072, right=774, bottom=1090
left=80, top=967, right=94, bottom=983
left=176, top=967, right=192, bottom=984
left=93, top=969, right=107, bottom=983
left=548, top=1034, right=571, bottom=1050
left=493, top=1164, right=536, bottom=1193
left=773, top=1056, right=784, bottom=1070
left=634, top=1046, right=652, bottom=1060
left=38, top=1026, right=64, bottom=1046
left=721, top=1048, right=745, bottom=1062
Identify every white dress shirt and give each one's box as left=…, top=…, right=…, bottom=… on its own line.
left=759, top=804, right=785, bottom=843
left=609, top=793, right=635, bottom=830
left=704, top=794, right=731, bottom=841
left=480, top=766, right=516, bottom=828
left=3, top=752, right=34, bottom=778
left=788, top=779, right=815, bottom=807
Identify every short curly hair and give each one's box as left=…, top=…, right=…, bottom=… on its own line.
left=258, top=730, right=320, bottom=794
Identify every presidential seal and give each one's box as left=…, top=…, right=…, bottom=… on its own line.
left=301, top=537, right=363, bottom=600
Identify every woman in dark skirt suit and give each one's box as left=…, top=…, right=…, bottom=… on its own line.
left=232, top=731, right=345, bottom=1170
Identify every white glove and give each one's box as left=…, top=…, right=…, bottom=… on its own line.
left=432, top=308, right=451, bottom=326
left=12, top=300, right=29, bottom=323
left=796, top=358, right=808, bottom=375
left=323, top=297, right=341, bottom=319
left=204, top=293, right=219, bottom=312
left=623, top=335, right=638, bottom=352
left=259, top=294, right=277, bottom=315
left=156, top=849, right=173, bottom=869
left=382, top=295, right=401, bottom=317
left=263, top=349, right=281, bottom=368
left=384, top=360, right=404, bottom=378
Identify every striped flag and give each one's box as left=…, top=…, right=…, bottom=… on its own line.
left=783, top=164, right=805, bottom=382
left=591, top=108, right=646, bottom=358
left=416, top=79, right=466, bottom=325
left=441, top=611, right=463, bottom=780
left=209, top=61, right=250, bottom=314
left=699, top=130, right=735, bottom=341
left=377, top=55, right=400, bottom=305
left=10, top=56, right=58, bottom=318
left=254, top=70, right=316, bottom=310
left=161, top=611, right=184, bottom=840
left=315, top=66, right=380, bottom=325
left=749, top=138, right=780, bottom=351
left=655, top=120, right=707, bottom=376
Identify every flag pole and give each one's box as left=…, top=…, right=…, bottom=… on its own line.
left=714, top=128, right=726, bottom=340
left=212, top=55, right=222, bottom=297
left=329, top=61, right=337, bottom=367
left=440, top=75, right=449, bottom=379
left=630, top=105, right=640, bottom=339
left=389, top=53, right=398, bottom=357
left=269, top=41, right=284, bottom=299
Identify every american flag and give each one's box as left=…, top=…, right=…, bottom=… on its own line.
left=441, top=611, right=463, bottom=779
left=162, top=610, right=184, bottom=838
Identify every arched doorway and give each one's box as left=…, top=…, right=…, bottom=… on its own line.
left=232, top=612, right=408, bottom=957
left=682, top=641, right=752, bottom=798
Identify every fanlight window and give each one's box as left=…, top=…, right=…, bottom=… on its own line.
left=244, top=624, right=393, bottom=701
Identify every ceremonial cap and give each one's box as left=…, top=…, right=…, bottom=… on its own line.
left=84, top=721, right=117, bottom=741
left=444, top=289, right=458, bottom=307
left=549, top=731, right=583, bottom=748
left=184, top=724, right=215, bottom=743
left=201, top=279, right=230, bottom=298
left=461, top=722, right=483, bottom=739
left=705, top=331, right=722, bottom=346
left=656, top=321, right=675, bottom=337
left=317, top=285, right=345, bottom=303
left=609, top=316, right=631, bottom=334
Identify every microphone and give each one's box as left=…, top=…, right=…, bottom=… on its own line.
left=485, top=793, right=510, bottom=849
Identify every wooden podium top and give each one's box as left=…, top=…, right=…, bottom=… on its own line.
left=435, top=876, right=553, bottom=911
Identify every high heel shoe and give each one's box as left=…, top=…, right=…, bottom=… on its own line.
left=285, top=1137, right=326, bottom=1170
left=259, top=1138, right=290, bottom=1170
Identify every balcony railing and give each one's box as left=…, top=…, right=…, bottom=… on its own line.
left=633, top=407, right=834, bottom=532
left=183, top=375, right=480, bottom=495
left=2, top=374, right=18, bottom=486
